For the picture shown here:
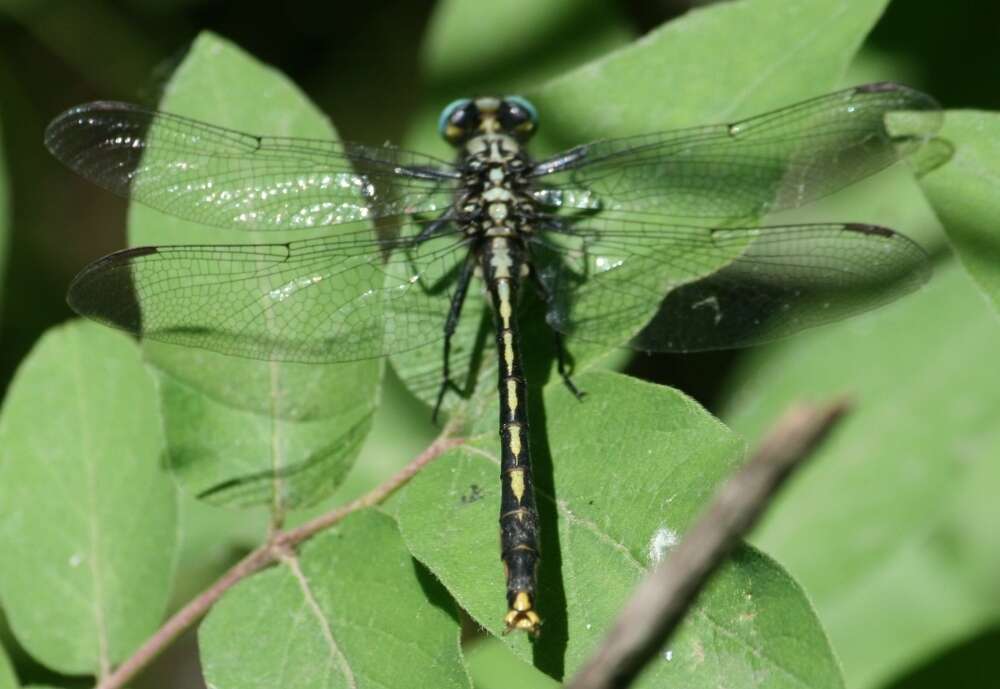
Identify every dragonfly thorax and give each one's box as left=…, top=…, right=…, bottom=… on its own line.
left=457, top=135, right=536, bottom=241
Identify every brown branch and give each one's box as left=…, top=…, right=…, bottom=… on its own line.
left=565, top=399, right=850, bottom=689
left=94, top=432, right=464, bottom=689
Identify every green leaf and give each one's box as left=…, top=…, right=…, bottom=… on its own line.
left=129, top=32, right=381, bottom=514
left=0, top=642, right=16, bottom=689
left=398, top=371, right=844, bottom=687
left=465, top=637, right=558, bottom=689
left=918, top=111, right=1000, bottom=313
left=199, top=510, right=469, bottom=689
left=0, top=321, right=175, bottom=675
left=722, top=260, right=1000, bottom=688
left=531, top=0, right=891, bottom=149
left=793, top=395, right=1000, bottom=689
left=421, top=0, right=632, bottom=95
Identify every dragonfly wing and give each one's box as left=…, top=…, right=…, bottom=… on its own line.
left=46, top=101, right=459, bottom=230
left=532, top=83, right=943, bottom=220
left=67, top=225, right=470, bottom=362
left=532, top=215, right=930, bottom=353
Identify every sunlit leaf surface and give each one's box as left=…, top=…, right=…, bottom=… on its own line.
left=399, top=372, right=844, bottom=688
left=0, top=322, right=175, bottom=674
left=199, top=510, right=469, bottom=689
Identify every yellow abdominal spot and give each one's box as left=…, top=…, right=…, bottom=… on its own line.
left=502, top=332, right=514, bottom=371
left=506, top=379, right=518, bottom=414
left=513, top=591, right=532, bottom=612
left=509, top=468, right=525, bottom=501
left=508, top=423, right=522, bottom=459
left=496, top=282, right=513, bottom=327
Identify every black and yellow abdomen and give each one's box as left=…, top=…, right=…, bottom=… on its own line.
left=480, top=235, right=542, bottom=634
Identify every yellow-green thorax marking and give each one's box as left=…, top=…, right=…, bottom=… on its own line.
left=439, top=95, right=543, bottom=634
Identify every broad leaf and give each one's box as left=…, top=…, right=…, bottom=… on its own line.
left=532, top=0, right=892, bottom=147
left=399, top=372, right=844, bottom=687
left=918, top=111, right=1000, bottom=313
left=464, top=637, right=559, bottom=689
left=199, top=510, right=469, bottom=689
left=128, top=32, right=381, bottom=515
left=0, top=322, right=175, bottom=674
left=421, top=0, right=632, bottom=96
left=723, top=260, right=1000, bottom=688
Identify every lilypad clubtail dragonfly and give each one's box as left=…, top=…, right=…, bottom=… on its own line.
left=46, top=82, right=940, bottom=634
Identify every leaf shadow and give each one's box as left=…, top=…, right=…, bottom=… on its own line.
left=411, top=555, right=463, bottom=628
left=521, top=293, right=571, bottom=679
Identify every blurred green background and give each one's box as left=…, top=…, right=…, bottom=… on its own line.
left=1, top=1, right=998, bottom=687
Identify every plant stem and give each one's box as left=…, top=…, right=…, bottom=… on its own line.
left=94, top=432, right=463, bottom=689
left=564, top=399, right=849, bottom=689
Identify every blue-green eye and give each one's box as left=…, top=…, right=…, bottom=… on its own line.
left=505, top=95, right=538, bottom=125
left=438, top=98, right=472, bottom=137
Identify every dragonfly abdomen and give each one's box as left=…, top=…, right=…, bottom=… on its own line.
left=480, top=236, right=542, bottom=635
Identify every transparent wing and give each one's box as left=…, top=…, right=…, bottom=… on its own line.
left=45, top=101, right=460, bottom=230
left=532, top=214, right=930, bottom=352
left=532, top=83, right=942, bottom=220
left=67, top=223, right=470, bottom=362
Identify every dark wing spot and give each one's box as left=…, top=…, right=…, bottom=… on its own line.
left=116, top=245, right=160, bottom=259
left=855, top=81, right=901, bottom=94
left=844, top=223, right=895, bottom=238
left=67, top=246, right=160, bottom=333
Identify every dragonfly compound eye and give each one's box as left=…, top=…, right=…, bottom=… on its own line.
left=500, top=96, right=538, bottom=140
left=438, top=98, right=479, bottom=144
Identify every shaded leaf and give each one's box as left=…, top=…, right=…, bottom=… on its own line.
left=0, top=322, right=175, bottom=674
left=880, top=626, right=1000, bottom=689
left=399, top=372, right=844, bottom=687
left=464, top=637, right=559, bottom=689
left=0, top=107, right=7, bottom=319
left=421, top=0, right=632, bottom=96
left=918, top=110, right=1000, bottom=313
left=532, top=0, right=892, bottom=150
left=128, top=32, right=381, bottom=514
left=723, top=260, right=1000, bottom=688
left=199, top=510, right=469, bottom=689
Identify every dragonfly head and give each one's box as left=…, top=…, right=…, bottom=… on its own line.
left=438, top=96, right=538, bottom=146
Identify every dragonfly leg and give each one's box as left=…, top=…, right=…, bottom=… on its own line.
left=552, top=329, right=584, bottom=400
left=398, top=164, right=459, bottom=182
left=405, top=214, right=468, bottom=298
left=413, top=208, right=455, bottom=242
left=531, top=145, right=588, bottom=176
left=433, top=254, right=476, bottom=423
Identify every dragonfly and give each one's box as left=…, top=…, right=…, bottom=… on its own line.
left=45, top=82, right=941, bottom=635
